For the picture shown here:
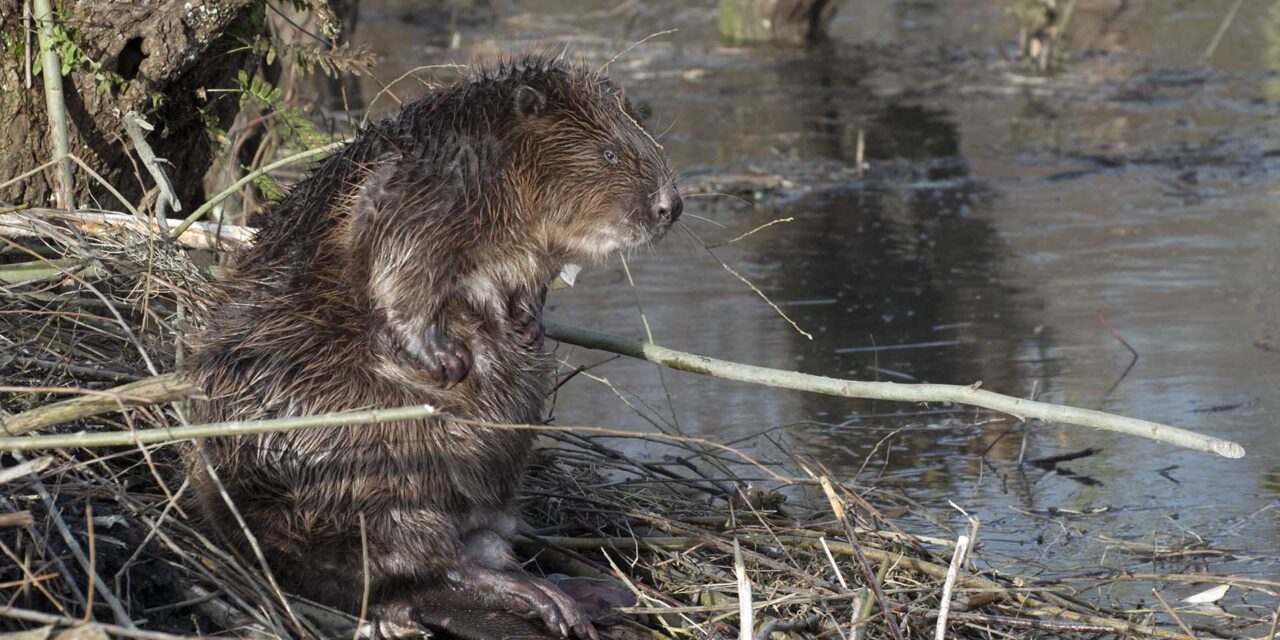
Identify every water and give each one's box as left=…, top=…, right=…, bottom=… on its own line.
left=348, top=0, right=1280, bottom=602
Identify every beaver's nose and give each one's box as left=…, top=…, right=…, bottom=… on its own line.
left=651, top=186, right=683, bottom=223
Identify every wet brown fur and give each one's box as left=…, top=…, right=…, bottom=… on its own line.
left=184, top=53, right=677, bottom=637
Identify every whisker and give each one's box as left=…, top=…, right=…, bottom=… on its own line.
left=647, top=174, right=683, bottom=198
left=598, top=29, right=679, bottom=74
left=706, top=217, right=793, bottom=248
left=678, top=222, right=813, bottom=340
left=683, top=191, right=756, bottom=207
left=680, top=212, right=725, bottom=228
left=656, top=110, right=682, bottom=141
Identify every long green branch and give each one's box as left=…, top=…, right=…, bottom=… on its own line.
left=168, top=141, right=346, bottom=241
left=542, top=320, right=1245, bottom=459
left=32, top=0, right=74, bottom=210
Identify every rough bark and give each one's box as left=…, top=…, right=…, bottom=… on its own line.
left=0, top=0, right=263, bottom=210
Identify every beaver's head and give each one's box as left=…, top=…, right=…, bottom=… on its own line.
left=495, top=59, right=681, bottom=261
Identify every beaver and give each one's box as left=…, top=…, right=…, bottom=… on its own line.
left=184, top=54, right=681, bottom=640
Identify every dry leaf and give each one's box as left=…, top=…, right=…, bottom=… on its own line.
left=1183, top=583, right=1229, bottom=604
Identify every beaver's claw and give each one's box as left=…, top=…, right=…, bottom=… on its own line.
left=415, top=564, right=595, bottom=640
left=519, top=315, right=545, bottom=350
left=411, top=329, right=473, bottom=389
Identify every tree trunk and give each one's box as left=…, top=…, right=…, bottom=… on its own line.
left=719, top=0, right=838, bottom=45
left=0, top=0, right=263, bottom=210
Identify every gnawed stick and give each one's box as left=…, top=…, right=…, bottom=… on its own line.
left=123, top=111, right=182, bottom=228
left=1, top=374, right=200, bottom=436
left=544, top=320, right=1245, bottom=459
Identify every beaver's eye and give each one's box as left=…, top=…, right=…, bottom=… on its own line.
left=603, top=149, right=619, bottom=165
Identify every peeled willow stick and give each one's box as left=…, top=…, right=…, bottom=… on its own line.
left=542, top=320, right=1245, bottom=459
left=1, top=208, right=254, bottom=250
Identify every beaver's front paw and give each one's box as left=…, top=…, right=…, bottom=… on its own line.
left=518, top=315, right=545, bottom=350
left=512, top=285, right=547, bottom=350
left=408, top=329, right=473, bottom=389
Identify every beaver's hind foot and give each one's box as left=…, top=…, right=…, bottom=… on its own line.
left=416, top=563, right=596, bottom=640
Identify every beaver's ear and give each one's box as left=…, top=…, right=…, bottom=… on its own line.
left=514, top=85, right=546, bottom=117
left=633, top=100, right=654, bottom=123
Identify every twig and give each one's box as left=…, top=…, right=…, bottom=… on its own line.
left=543, top=320, right=1245, bottom=459
left=1268, top=598, right=1279, bottom=640
left=0, top=399, right=787, bottom=483
left=0, top=528, right=77, bottom=611
left=819, top=537, right=849, bottom=589
left=1204, top=0, right=1245, bottom=60
left=122, top=112, right=182, bottom=230
left=32, top=0, right=74, bottom=210
left=1098, top=309, right=1139, bottom=398
left=706, top=217, right=794, bottom=249
left=921, top=611, right=1114, bottom=634
left=9, top=356, right=142, bottom=385
left=354, top=512, right=370, bottom=640
left=193, top=447, right=308, bottom=637
left=0, top=455, right=51, bottom=484
left=1151, top=588, right=1196, bottom=638
left=170, top=140, right=346, bottom=240
left=64, top=154, right=141, bottom=217
left=598, top=28, right=678, bottom=74
left=934, top=534, right=971, bottom=640
left=360, top=64, right=465, bottom=127
left=0, top=606, right=197, bottom=640
left=819, top=477, right=903, bottom=640
left=2, top=315, right=1246, bottom=459
left=733, top=538, right=752, bottom=640
left=17, top=452, right=134, bottom=627
left=23, top=0, right=31, bottom=89
left=1, top=208, right=254, bottom=250
left=682, top=225, right=813, bottom=340
left=0, top=512, right=34, bottom=528
left=0, top=373, right=201, bottom=436
left=83, top=502, right=95, bottom=623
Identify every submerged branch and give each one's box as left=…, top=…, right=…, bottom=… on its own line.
left=544, top=320, right=1245, bottom=459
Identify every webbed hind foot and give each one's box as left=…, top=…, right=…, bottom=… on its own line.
left=415, top=564, right=595, bottom=640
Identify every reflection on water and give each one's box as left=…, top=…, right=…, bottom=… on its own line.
left=348, top=0, right=1280, bottom=590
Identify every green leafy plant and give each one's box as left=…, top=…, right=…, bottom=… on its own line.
left=262, top=39, right=375, bottom=78
left=235, top=69, right=331, bottom=151
left=31, top=17, right=127, bottom=94
left=251, top=171, right=286, bottom=202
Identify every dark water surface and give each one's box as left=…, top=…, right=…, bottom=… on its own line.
left=350, top=0, right=1280, bottom=600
